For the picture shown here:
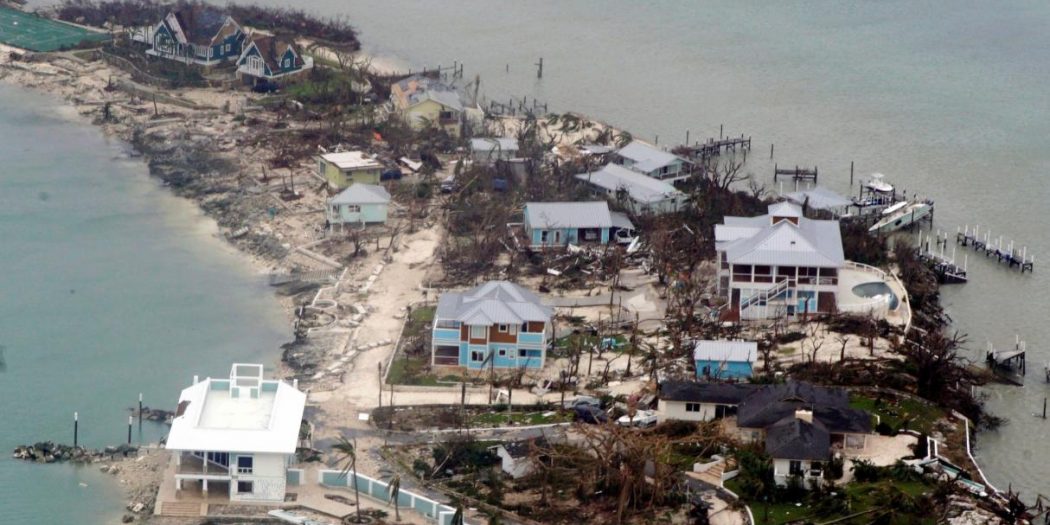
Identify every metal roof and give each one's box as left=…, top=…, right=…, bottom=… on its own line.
left=524, top=201, right=613, bottom=229
left=331, top=183, right=390, bottom=205
left=575, top=163, right=684, bottom=204
left=435, top=281, right=553, bottom=325
left=616, top=140, right=685, bottom=173
left=610, top=211, right=635, bottom=231
left=321, top=151, right=381, bottom=170
left=693, top=340, right=757, bottom=363
left=783, top=186, right=853, bottom=211
left=716, top=203, right=844, bottom=267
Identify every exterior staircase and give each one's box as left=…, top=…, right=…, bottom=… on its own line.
left=696, top=461, right=725, bottom=486
left=738, top=278, right=795, bottom=319
left=159, top=501, right=205, bottom=517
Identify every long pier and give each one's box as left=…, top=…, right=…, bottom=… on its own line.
left=918, top=231, right=968, bottom=283
left=680, top=135, right=752, bottom=160
left=955, top=225, right=1034, bottom=273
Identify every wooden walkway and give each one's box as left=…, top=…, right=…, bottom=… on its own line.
left=956, top=226, right=1034, bottom=273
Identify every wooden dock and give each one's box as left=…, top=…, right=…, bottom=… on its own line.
left=918, top=231, right=967, bottom=283
left=986, top=338, right=1027, bottom=377
left=956, top=225, right=1034, bottom=273
left=681, top=135, right=751, bottom=159
left=774, top=164, right=817, bottom=183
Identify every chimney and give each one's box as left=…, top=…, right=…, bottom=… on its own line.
left=795, top=409, right=813, bottom=424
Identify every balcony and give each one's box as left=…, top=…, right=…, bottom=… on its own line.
left=433, top=328, right=460, bottom=341
left=518, top=332, right=544, bottom=344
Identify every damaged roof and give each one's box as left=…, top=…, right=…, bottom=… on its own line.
left=575, top=163, right=684, bottom=204
left=392, top=75, right=464, bottom=112
left=170, top=5, right=235, bottom=46
left=616, top=140, right=686, bottom=174
left=524, top=201, right=614, bottom=229
left=436, top=281, right=553, bottom=325
left=242, top=33, right=302, bottom=72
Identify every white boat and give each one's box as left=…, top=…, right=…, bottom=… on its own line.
left=880, top=201, right=908, bottom=216
left=868, top=200, right=933, bottom=234
left=865, top=173, right=894, bottom=193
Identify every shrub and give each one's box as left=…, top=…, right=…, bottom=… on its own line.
left=850, top=458, right=882, bottom=482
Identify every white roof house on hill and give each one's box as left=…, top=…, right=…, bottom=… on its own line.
left=327, top=183, right=391, bottom=230
left=575, top=163, right=685, bottom=215
left=714, top=202, right=845, bottom=321
left=164, top=364, right=306, bottom=503
left=614, top=140, right=691, bottom=182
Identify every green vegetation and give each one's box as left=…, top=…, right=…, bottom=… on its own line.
left=850, top=393, right=944, bottom=434
left=726, top=478, right=935, bottom=525
left=386, top=306, right=462, bottom=387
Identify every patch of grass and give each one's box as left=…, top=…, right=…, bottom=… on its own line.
left=727, top=479, right=935, bottom=525
left=386, top=355, right=447, bottom=387
left=850, top=393, right=944, bottom=434
left=778, top=346, right=797, bottom=355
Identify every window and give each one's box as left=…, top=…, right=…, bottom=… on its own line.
left=470, top=350, right=485, bottom=363
left=508, top=324, right=518, bottom=335
left=518, top=349, right=528, bottom=358
left=225, top=43, right=231, bottom=53
left=789, top=460, right=803, bottom=476
left=237, top=481, right=254, bottom=494
left=498, top=349, right=508, bottom=357
left=345, top=205, right=361, bottom=213
left=540, top=230, right=549, bottom=243
left=331, top=205, right=339, bottom=214
left=685, top=403, right=701, bottom=413
left=237, top=455, right=253, bottom=474
left=498, top=324, right=509, bottom=333
left=470, top=325, right=487, bottom=339
left=283, top=58, right=290, bottom=68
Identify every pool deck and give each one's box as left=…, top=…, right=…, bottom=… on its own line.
left=836, top=262, right=911, bottom=328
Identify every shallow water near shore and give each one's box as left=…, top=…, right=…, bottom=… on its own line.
left=0, top=83, right=288, bottom=523
left=288, top=0, right=1050, bottom=495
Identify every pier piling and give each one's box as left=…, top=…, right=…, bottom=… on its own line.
left=73, top=412, right=78, bottom=449
left=127, top=415, right=132, bottom=445
left=138, top=393, right=143, bottom=425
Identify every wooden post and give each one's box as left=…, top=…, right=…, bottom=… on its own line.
left=654, top=135, right=659, bottom=145
left=1043, top=397, right=1047, bottom=419
left=770, top=143, right=774, bottom=159
left=719, top=123, right=723, bottom=139
left=127, top=415, right=132, bottom=445
left=138, top=393, right=143, bottom=424
left=685, top=130, right=690, bottom=146
left=378, top=362, right=383, bottom=408
left=536, top=57, right=543, bottom=78
left=461, top=382, right=466, bottom=407
left=73, top=412, right=79, bottom=449
left=850, top=161, right=854, bottom=186
left=152, top=94, right=158, bottom=116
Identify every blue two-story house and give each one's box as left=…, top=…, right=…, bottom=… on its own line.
left=431, top=281, right=553, bottom=369
left=236, top=33, right=313, bottom=86
left=522, top=201, right=634, bottom=249
left=148, top=5, right=245, bottom=66
left=694, top=340, right=757, bottom=380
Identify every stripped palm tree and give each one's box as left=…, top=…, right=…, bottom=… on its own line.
left=332, top=436, right=362, bottom=523
left=449, top=506, right=464, bottom=525
left=387, top=474, right=401, bottom=522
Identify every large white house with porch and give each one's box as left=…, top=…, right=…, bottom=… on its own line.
left=164, top=364, right=306, bottom=503
left=715, top=201, right=844, bottom=321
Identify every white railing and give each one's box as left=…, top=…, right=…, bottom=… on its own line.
left=843, top=261, right=913, bottom=333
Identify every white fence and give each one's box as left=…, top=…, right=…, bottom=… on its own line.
left=319, top=469, right=469, bottom=525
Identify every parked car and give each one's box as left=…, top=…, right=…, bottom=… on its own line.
left=614, top=228, right=637, bottom=245
left=573, top=405, right=608, bottom=424
left=562, top=395, right=601, bottom=410
left=440, top=176, right=456, bottom=193
left=616, top=409, right=658, bottom=428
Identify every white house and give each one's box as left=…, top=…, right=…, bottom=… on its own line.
left=165, top=364, right=306, bottom=503
left=575, top=163, right=686, bottom=215
left=328, top=183, right=391, bottom=231
left=614, top=140, right=691, bottom=182
left=714, top=201, right=844, bottom=321
left=656, top=381, right=757, bottom=423
left=470, top=137, right=519, bottom=164
left=490, top=438, right=547, bottom=479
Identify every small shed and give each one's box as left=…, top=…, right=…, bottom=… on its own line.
left=693, top=340, right=757, bottom=380
left=327, top=184, right=390, bottom=231
left=490, top=438, right=548, bottom=479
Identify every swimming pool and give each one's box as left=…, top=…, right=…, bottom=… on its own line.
left=852, top=282, right=900, bottom=310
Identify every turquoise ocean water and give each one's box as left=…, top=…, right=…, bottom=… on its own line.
left=0, top=84, right=288, bottom=523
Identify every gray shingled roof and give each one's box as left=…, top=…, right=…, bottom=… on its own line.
left=737, top=381, right=870, bottom=434
left=331, top=184, right=390, bottom=205
left=658, top=381, right=759, bottom=405
left=435, top=281, right=552, bottom=325
left=694, top=340, right=758, bottom=363
left=616, top=141, right=685, bottom=173
left=575, top=163, right=684, bottom=204
left=524, top=202, right=613, bottom=229
left=714, top=202, right=844, bottom=267
left=765, top=416, right=831, bottom=461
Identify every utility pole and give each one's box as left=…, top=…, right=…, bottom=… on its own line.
left=535, top=57, right=543, bottom=79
